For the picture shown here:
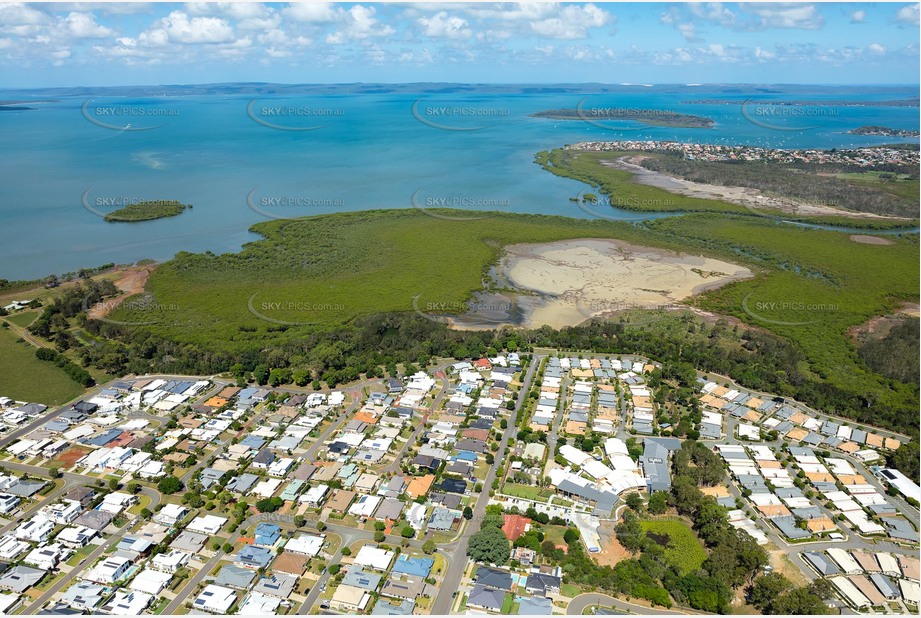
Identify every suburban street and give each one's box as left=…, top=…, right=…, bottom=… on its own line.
left=430, top=353, right=544, bottom=615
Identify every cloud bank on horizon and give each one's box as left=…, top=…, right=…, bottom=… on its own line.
left=0, top=2, right=918, bottom=87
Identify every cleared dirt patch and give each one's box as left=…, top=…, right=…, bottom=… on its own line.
left=51, top=445, right=91, bottom=469
left=849, top=234, right=895, bottom=245
left=87, top=264, right=156, bottom=320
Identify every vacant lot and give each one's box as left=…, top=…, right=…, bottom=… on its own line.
left=0, top=326, right=83, bottom=404
left=51, top=446, right=92, bottom=469
left=640, top=518, right=708, bottom=575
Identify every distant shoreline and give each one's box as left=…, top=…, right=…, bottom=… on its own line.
left=531, top=108, right=713, bottom=128
left=684, top=98, right=920, bottom=107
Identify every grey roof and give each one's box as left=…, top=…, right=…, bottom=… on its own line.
left=869, top=573, right=899, bottom=599
left=802, top=433, right=823, bottom=446
left=341, top=567, right=382, bottom=591
left=253, top=448, right=275, bottom=465
left=883, top=517, right=919, bottom=542
left=632, top=421, right=653, bottom=435
left=569, top=412, right=589, bottom=423
left=60, top=582, right=105, bottom=608
left=170, top=531, right=208, bottom=553
left=850, top=429, right=867, bottom=444
left=476, top=567, right=512, bottom=591
left=227, top=473, right=259, bottom=494
left=214, top=565, right=256, bottom=589
left=0, top=566, right=45, bottom=592
left=83, top=428, right=121, bottom=447
left=517, top=596, right=552, bottom=615
left=699, top=423, right=721, bottom=439
left=802, top=552, right=840, bottom=576
left=525, top=572, right=561, bottom=595
left=6, top=480, right=47, bottom=497
left=771, top=517, right=811, bottom=540
left=373, top=498, right=404, bottom=521
left=73, top=510, right=114, bottom=531
left=253, top=572, right=298, bottom=598
left=641, top=440, right=671, bottom=493
left=427, top=507, right=459, bottom=530
left=468, top=584, right=504, bottom=610
left=716, top=496, right=736, bottom=508
left=199, top=468, right=224, bottom=489
left=820, top=420, right=840, bottom=436
left=774, top=487, right=804, bottom=499
left=371, top=599, right=415, bottom=615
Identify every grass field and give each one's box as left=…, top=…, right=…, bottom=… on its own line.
left=502, top=483, right=551, bottom=501
left=640, top=519, right=707, bottom=575
left=0, top=325, right=84, bottom=404
left=132, top=210, right=690, bottom=349
left=648, top=214, right=919, bottom=425
left=4, top=311, right=38, bottom=328
left=536, top=149, right=747, bottom=214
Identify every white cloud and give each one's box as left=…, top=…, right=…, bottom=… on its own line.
left=150, top=11, right=235, bottom=44
left=896, top=3, right=920, bottom=25
left=530, top=4, right=611, bottom=40
left=285, top=2, right=343, bottom=24
left=325, top=5, right=394, bottom=44
left=867, top=42, right=886, bottom=55
left=850, top=10, right=865, bottom=23
left=417, top=12, right=471, bottom=40
left=62, top=12, right=113, bottom=38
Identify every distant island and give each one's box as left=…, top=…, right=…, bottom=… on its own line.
left=104, top=200, right=190, bottom=222
left=847, top=126, right=920, bottom=138
left=684, top=98, right=920, bottom=107
left=531, top=108, right=714, bottom=128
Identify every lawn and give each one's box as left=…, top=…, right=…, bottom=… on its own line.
left=640, top=519, right=708, bottom=575
left=4, top=311, right=39, bottom=328
left=560, top=583, right=582, bottom=598
left=0, top=325, right=85, bottom=404
left=502, top=483, right=551, bottom=501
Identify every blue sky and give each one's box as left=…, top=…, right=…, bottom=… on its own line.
left=0, top=2, right=918, bottom=87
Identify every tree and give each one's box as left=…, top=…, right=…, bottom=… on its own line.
left=615, top=510, right=645, bottom=553
left=462, top=506, right=473, bottom=520
left=48, top=467, right=62, bottom=479
left=749, top=573, right=793, bottom=610
left=127, top=481, right=141, bottom=495
left=374, top=521, right=386, bottom=532
left=467, top=526, right=511, bottom=565
left=624, top=492, right=644, bottom=512
left=316, top=521, right=327, bottom=532
left=341, top=547, right=352, bottom=556
left=647, top=491, right=669, bottom=515
left=374, top=531, right=386, bottom=543
left=157, top=476, right=183, bottom=495
left=400, top=526, right=415, bottom=538
left=108, top=478, right=120, bottom=491
left=563, top=528, right=580, bottom=544
left=422, top=540, right=436, bottom=555
left=328, top=564, right=340, bottom=575
left=256, top=497, right=283, bottom=513
left=140, top=508, right=152, bottom=519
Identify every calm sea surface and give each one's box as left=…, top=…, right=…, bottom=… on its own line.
left=1, top=85, right=917, bottom=279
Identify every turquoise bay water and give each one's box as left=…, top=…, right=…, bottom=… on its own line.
left=1, top=86, right=918, bottom=279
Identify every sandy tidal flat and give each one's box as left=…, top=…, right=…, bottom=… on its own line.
left=501, top=238, right=752, bottom=329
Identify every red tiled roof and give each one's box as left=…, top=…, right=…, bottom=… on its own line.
left=502, top=514, right=531, bottom=541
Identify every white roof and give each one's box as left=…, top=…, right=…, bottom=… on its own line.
left=581, top=460, right=613, bottom=480
left=129, top=569, right=172, bottom=595
left=348, top=495, right=382, bottom=518
left=354, top=545, right=394, bottom=571
left=186, top=515, right=227, bottom=534
left=284, top=534, right=324, bottom=557
left=559, top=445, right=592, bottom=467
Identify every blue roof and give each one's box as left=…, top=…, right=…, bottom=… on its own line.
left=456, top=451, right=477, bottom=462
left=517, top=597, right=552, bottom=615
left=236, top=545, right=273, bottom=567
left=240, top=435, right=266, bottom=449
left=391, top=555, right=434, bottom=579
left=254, top=523, right=281, bottom=546
left=83, top=429, right=122, bottom=447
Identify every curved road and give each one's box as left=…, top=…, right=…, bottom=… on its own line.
left=567, top=593, right=704, bottom=616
